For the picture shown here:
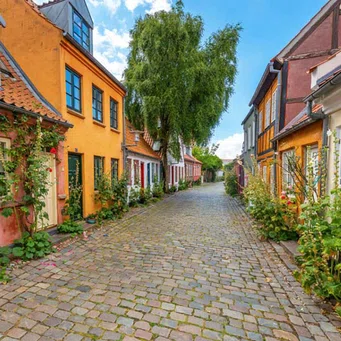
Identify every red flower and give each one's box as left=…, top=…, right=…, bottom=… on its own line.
left=50, top=147, right=57, bottom=154
left=46, top=167, right=53, bottom=173
left=281, top=195, right=286, bottom=200
left=287, top=200, right=292, bottom=205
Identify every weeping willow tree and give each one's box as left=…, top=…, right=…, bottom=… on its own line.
left=125, top=0, right=241, bottom=191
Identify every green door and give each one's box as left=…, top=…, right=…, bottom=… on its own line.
left=68, top=153, right=83, bottom=219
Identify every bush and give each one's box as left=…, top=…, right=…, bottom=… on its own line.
left=194, top=179, right=202, bottom=186
left=178, top=179, right=189, bottom=191
left=57, top=220, right=83, bottom=235
left=0, top=247, right=10, bottom=283
left=129, top=186, right=140, bottom=207
left=152, top=181, right=164, bottom=198
left=243, top=164, right=297, bottom=242
left=12, top=231, right=54, bottom=261
left=224, top=170, right=238, bottom=196
left=169, top=185, right=177, bottom=193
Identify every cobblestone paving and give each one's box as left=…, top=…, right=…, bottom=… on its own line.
left=0, top=183, right=341, bottom=341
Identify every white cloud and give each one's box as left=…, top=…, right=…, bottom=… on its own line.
left=88, top=0, right=121, bottom=14
left=93, top=25, right=130, bottom=80
left=215, top=133, right=244, bottom=160
left=124, top=0, right=171, bottom=14
left=33, top=0, right=46, bottom=4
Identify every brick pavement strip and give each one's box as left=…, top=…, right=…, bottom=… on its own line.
left=0, top=183, right=340, bottom=340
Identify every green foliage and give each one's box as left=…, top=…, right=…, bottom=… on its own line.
left=139, top=187, right=153, bottom=205
left=193, top=178, right=202, bottom=186
left=224, top=170, right=238, bottom=197
left=294, top=137, right=341, bottom=301
left=95, top=172, right=113, bottom=208
left=125, top=0, right=240, bottom=190
left=129, top=186, right=140, bottom=207
left=57, top=220, right=83, bottom=235
left=193, top=145, right=223, bottom=181
left=243, top=159, right=297, bottom=242
left=152, top=181, right=164, bottom=198
left=0, top=247, right=11, bottom=283
left=335, top=306, right=341, bottom=317
left=12, top=231, right=54, bottom=261
left=111, top=175, right=129, bottom=218
left=63, top=161, right=82, bottom=221
left=97, top=208, right=115, bottom=222
left=169, top=185, right=177, bottom=193
left=178, top=179, right=189, bottom=191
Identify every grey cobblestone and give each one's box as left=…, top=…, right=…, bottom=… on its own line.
left=0, top=183, right=339, bottom=340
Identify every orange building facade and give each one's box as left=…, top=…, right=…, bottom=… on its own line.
left=0, top=0, right=126, bottom=219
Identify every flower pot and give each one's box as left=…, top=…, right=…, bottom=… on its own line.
left=86, top=218, right=96, bottom=224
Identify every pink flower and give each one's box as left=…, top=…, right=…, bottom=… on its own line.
left=281, top=191, right=286, bottom=195
left=288, top=185, right=292, bottom=190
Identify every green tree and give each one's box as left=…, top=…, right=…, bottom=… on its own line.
left=193, top=145, right=222, bottom=181
left=125, top=0, right=240, bottom=190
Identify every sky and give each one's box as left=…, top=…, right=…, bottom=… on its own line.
left=35, top=0, right=328, bottom=159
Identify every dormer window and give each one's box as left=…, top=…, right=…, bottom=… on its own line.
left=73, top=9, right=91, bottom=51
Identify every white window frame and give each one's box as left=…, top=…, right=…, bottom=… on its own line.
left=248, top=126, right=252, bottom=150
left=0, top=137, right=11, bottom=198
left=282, top=150, right=295, bottom=189
left=265, top=99, right=271, bottom=128
left=252, top=121, right=255, bottom=147
left=271, top=88, right=277, bottom=123
left=262, top=165, right=267, bottom=182
left=258, top=111, right=263, bottom=134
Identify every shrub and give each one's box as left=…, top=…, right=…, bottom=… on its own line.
left=12, top=231, right=54, bottom=261
left=129, top=186, right=140, bottom=207
left=243, top=163, right=297, bottom=241
left=224, top=170, right=238, bottom=196
left=152, top=181, right=164, bottom=198
left=111, top=175, right=129, bottom=217
left=178, top=179, right=189, bottom=191
left=57, top=220, right=84, bottom=235
left=139, top=186, right=152, bottom=205
left=194, top=179, right=202, bottom=186
left=0, top=247, right=10, bottom=283
left=169, top=185, right=177, bottom=193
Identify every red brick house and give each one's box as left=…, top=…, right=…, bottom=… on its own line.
left=184, top=149, right=202, bottom=183
left=0, top=42, right=72, bottom=246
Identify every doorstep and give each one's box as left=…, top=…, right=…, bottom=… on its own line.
left=280, top=240, right=301, bottom=259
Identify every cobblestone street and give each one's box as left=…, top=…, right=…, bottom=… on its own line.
left=0, top=183, right=340, bottom=341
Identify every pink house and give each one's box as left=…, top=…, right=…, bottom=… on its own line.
left=0, top=42, right=72, bottom=246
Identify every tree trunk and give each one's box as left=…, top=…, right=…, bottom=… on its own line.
left=162, top=146, right=169, bottom=193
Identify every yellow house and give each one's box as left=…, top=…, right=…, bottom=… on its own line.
left=0, top=0, right=126, bottom=219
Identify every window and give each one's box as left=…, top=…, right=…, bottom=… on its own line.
left=270, top=164, right=275, bottom=194
left=156, top=164, right=159, bottom=182
left=271, top=88, right=277, bottom=123
left=92, top=86, right=103, bottom=122
left=151, top=163, right=155, bottom=183
left=110, top=98, right=118, bottom=129
left=127, top=159, right=132, bottom=185
left=244, top=130, right=247, bottom=152
left=258, top=111, right=263, bottom=134
left=65, top=67, right=81, bottom=112
left=248, top=126, right=252, bottom=150
left=0, top=138, right=10, bottom=198
left=111, top=158, right=118, bottom=182
left=73, top=9, right=91, bottom=51
left=134, top=160, right=140, bottom=184
left=282, top=150, right=295, bottom=189
left=252, top=121, right=255, bottom=147
left=94, top=156, right=104, bottom=190
left=265, top=99, right=271, bottom=128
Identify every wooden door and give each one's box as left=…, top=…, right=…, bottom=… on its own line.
left=68, top=153, right=83, bottom=219
left=140, top=162, right=145, bottom=189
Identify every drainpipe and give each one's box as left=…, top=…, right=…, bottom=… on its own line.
left=122, top=95, right=127, bottom=173
left=269, top=62, right=281, bottom=195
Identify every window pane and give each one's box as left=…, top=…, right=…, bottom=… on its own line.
left=66, top=69, right=71, bottom=82
left=92, top=108, right=96, bottom=119
left=73, top=24, right=81, bottom=37
left=66, top=94, right=72, bottom=107
left=74, top=75, right=80, bottom=88
left=74, top=99, right=80, bottom=111
left=66, top=82, right=72, bottom=95
left=74, top=88, right=80, bottom=100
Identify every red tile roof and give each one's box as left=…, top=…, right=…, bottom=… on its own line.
left=125, top=119, right=161, bottom=160
left=0, top=43, right=70, bottom=126
left=184, top=154, right=202, bottom=164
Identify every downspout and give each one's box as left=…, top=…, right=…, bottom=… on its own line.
left=269, top=62, right=281, bottom=195
left=122, top=95, right=127, bottom=173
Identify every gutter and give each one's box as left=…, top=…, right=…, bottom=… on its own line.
left=0, top=102, right=73, bottom=128
left=122, top=96, right=127, bottom=173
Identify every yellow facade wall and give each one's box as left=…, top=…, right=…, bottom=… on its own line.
left=277, top=121, right=323, bottom=196
left=0, top=0, right=126, bottom=217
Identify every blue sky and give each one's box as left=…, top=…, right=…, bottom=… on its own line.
left=36, top=0, right=328, bottom=158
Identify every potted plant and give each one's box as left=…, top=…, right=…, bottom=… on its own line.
left=85, top=213, right=97, bottom=224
